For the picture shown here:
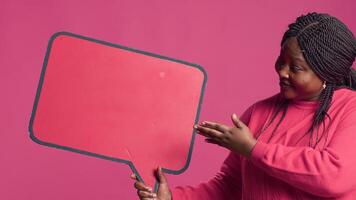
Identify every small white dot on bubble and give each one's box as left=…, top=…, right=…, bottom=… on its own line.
left=159, top=72, right=166, bottom=78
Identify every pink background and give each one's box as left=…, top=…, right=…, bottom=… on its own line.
left=1, top=0, right=355, bottom=199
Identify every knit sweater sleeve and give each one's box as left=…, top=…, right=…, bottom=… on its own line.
left=171, top=152, right=242, bottom=200
left=250, top=100, right=356, bottom=198
left=171, top=105, right=255, bottom=200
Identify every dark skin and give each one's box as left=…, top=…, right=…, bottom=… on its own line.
left=277, top=37, right=324, bottom=101
left=132, top=37, right=325, bottom=200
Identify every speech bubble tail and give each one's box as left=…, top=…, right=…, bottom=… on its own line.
left=130, top=159, right=160, bottom=192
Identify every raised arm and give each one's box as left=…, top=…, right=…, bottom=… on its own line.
left=171, top=105, right=255, bottom=200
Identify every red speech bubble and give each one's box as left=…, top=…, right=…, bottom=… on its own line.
left=29, top=32, right=206, bottom=191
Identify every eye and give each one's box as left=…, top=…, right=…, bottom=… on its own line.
left=290, top=65, right=302, bottom=72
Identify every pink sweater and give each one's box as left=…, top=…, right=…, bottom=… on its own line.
left=172, top=88, right=356, bottom=200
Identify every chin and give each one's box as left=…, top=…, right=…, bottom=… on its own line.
left=280, top=90, right=297, bottom=100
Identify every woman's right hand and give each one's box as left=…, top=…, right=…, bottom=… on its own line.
left=131, top=167, right=172, bottom=200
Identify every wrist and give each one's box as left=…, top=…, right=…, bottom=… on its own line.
left=244, top=139, right=257, bottom=157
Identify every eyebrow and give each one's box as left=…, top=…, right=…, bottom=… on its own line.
left=291, top=55, right=305, bottom=62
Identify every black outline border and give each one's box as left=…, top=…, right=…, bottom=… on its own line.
left=28, top=31, right=207, bottom=192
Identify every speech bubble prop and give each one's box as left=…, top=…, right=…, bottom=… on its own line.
left=29, top=32, right=207, bottom=191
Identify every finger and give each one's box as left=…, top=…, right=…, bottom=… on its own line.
left=200, top=121, right=230, bottom=132
left=142, top=197, right=156, bottom=200
left=131, top=173, right=137, bottom=180
left=205, top=138, right=222, bottom=146
left=156, top=166, right=168, bottom=184
left=231, top=114, right=244, bottom=128
left=142, top=198, right=156, bottom=200
left=138, top=190, right=157, bottom=198
left=195, top=125, right=223, bottom=138
left=134, top=181, right=152, bottom=192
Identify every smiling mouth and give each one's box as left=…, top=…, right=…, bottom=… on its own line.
left=279, top=82, right=292, bottom=87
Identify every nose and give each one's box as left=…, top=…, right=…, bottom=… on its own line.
left=277, top=65, right=289, bottom=79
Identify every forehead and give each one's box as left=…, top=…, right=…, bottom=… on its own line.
left=281, top=37, right=306, bottom=62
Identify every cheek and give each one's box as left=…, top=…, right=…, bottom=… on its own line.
left=291, top=75, right=322, bottom=93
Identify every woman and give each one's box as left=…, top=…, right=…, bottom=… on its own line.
left=132, top=12, right=356, bottom=199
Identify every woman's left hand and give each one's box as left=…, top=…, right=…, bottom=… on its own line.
left=194, top=114, right=257, bottom=157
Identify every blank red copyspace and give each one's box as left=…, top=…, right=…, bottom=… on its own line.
left=31, top=33, right=206, bottom=189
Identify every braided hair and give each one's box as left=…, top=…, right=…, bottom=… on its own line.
left=269, top=13, right=356, bottom=148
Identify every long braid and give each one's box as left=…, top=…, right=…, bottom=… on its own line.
left=309, top=83, right=334, bottom=148
left=269, top=13, right=356, bottom=147
left=350, top=69, right=356, bottom=89
left=267, top=100, right=288, bottom=143
left=256, top=93, right=289, bottom=142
